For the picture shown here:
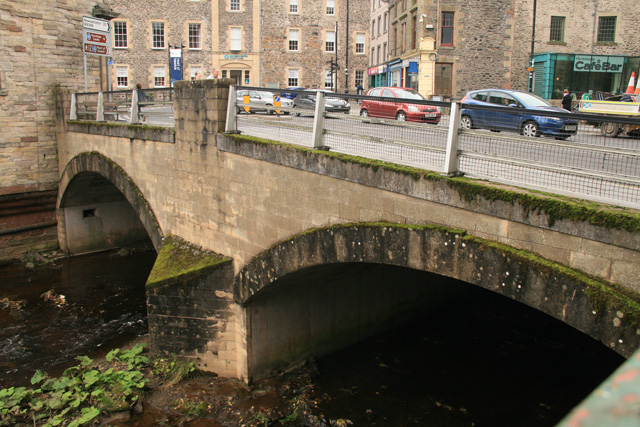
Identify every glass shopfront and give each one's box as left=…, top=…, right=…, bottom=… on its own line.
left=533, top=53, right=640, bottom=99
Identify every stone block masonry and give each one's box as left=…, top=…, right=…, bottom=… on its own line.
left=1, top=0, right=104, bottom=261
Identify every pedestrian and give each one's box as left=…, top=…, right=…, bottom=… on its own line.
left=356, top=83, right=363, bottom=95
left=561, top=89, right=572, bottom=111
left=194, top=71, right=202, bottom=80
left=136, top=83, right=147, bottom=122
left=207, top=68, right=220, bottom=79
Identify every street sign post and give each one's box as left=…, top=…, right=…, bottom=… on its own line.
left=82, top=16, right=113, bottom=92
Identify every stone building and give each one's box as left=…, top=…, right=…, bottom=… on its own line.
left=0, top=1, right=106, bottom=261
left=380, top=0, right=640, bottom=99
left=260, top=0, right=370, bottom=92
left=108, top=0, right=370, bottom=92
left=368, top=0, right=390, bottom=88
left=110, top=0, right=213, bottom=88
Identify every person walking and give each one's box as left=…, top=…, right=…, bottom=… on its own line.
left=136, top=83, right=147, bottom=122
left=561, top=89, right=572, bottom=111
left=356, top=83, right=364, bottom=95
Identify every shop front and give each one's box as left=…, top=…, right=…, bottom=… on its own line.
left=532, top=53, right=640, bottom=100
left=403, top=59, right=419, bottom=91
left=388, top=59, right=403, bottom=87
left=367, top=64, right=388, bottom=88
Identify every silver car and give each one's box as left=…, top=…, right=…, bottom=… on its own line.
left=237, top=90, right=293, bottom=115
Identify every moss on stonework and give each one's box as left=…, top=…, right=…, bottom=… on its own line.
left=146, top=234, right=231, bottom=288
left=263, top=221, right=640, bottom=327
left=227, top=134, right=640, bottom=233
left=68, top=120, right=167, bottom=133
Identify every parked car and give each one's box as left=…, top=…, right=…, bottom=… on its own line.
left=359, top=87, right=441, bottom=124
left=281, top=87, right=307, bottom=100
left=460, top=89, right=578, bottom=139
left=293, top=90, right=351, bottom=115
left=237, top=90, right=293, bottom=114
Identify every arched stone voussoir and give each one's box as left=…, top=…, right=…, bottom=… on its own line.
left=58, top=151, right=164, bottom=251
left=234, top=222, right=640, bottom=357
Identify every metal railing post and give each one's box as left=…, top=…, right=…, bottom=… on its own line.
left=225, top=84, right=239, bottom=133
left=443, top=101, right=462, bottom=175
left=312, top=91, right=326, bottom=149
left=96, top=91, right=105, bottom=122
left=70, top=93, right=77, bottom=120
left=130, top=89, right=139, bottom=124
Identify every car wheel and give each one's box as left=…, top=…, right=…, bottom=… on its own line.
left=396, top=111, right=407, bottom=121
left=601, top=122, right=620, bottom=138
left=460, top=115, right=473, bottom=129
left=522, top=121, right=540, bottom=137
left=360, top=109, right=369, bottom=117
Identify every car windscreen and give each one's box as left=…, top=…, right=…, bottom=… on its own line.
left=514, top=92, right=552, bottom=107
left=394, top=89, right=425, bottom=100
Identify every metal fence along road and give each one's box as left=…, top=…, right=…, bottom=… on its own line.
left=71, top=86, right=640, bottom=209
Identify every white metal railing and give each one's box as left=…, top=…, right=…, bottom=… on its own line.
left=70, top=88, right=174, bottom=126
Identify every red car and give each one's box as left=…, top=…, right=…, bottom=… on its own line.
left=360, top=87, right=441, bottom=124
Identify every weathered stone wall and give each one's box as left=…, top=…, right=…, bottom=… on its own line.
left=0, top=0, right=104, bottom=260
left=109, top=0, right=212, bottom=87
left=260, top=0, right=370, bottom=90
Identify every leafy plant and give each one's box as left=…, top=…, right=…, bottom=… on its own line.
left=0, top=343, right=150, bottom=427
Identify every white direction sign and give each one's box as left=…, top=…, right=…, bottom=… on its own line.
left=83, top=16, right=111, bottom=33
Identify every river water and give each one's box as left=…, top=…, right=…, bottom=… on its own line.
left=0, top=250, right=624, bottom=426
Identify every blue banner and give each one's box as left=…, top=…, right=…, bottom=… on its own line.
left=170, top=49, right=182, bottom=86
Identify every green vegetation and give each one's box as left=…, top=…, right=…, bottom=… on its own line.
left=0, top=344, right=197, bottom=427
left=0, top=343, right=147, bottom=426
left=146, top=234, right=231, bottom=288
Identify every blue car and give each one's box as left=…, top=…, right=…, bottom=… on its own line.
left=460, top=89, right=578, bottom=139
left=281, top=87, right=307, bottom=100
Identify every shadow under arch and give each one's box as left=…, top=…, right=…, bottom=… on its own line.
left=58, top=151, right=163, bottom=253
left=235, top=222, right=639, bottom=366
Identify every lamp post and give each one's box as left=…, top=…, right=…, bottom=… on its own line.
left=528, top=0, right=537, bottom=92
left=345, top=0, right=350, bottom=93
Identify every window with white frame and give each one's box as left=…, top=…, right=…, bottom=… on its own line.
left=116, top=66, right=128, bottom=87
left=154, top=67, right=166, bottom=87
left=188, top=23, right=202, bottom=49
left=371, top=20, right=375, bottom=39
left=384, top=12, right=388, bottom=33
left=290, top=0, right=298, bottom=13
left=190, top=66, right=202, bottom=79
left=326, top=0, right=334, bottom=15
left=355, top=70, right=364, bottom=87
left=152, top=22, right=165, bottom=49
left=377, top=16, right=381, bottom=36
left=230, top=0, right=240, bottom=11
left=289, top=29, right=299, bottom=51
left=230, top=27, right=242, bottom=50
left=288, top=68, right=299, bottom=87
left=325, top=31, right=335, bottom=52
left=356, top=33, right=365, bottom=54
left=324, top=69, right=332, bottom=89
left=114, top=21, right=127, bottom=48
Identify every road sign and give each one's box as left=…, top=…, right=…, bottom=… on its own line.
left=82, top=16, right=112, bottom=58
left=274, top=95, right=281, bottom=115
left=83, top=16, right=111, bottom=32
left=84, top=43, right=111, bottom=56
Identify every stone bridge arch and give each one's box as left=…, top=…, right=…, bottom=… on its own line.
left=57, top=152, right=163, bottom=254
left=235, top=223, right=639, bottom=379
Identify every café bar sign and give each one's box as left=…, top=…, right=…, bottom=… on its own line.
left=574, top=55, right=624, bottom=73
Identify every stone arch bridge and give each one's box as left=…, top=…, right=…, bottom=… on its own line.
left=56, top=80, right=640, bottom=383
